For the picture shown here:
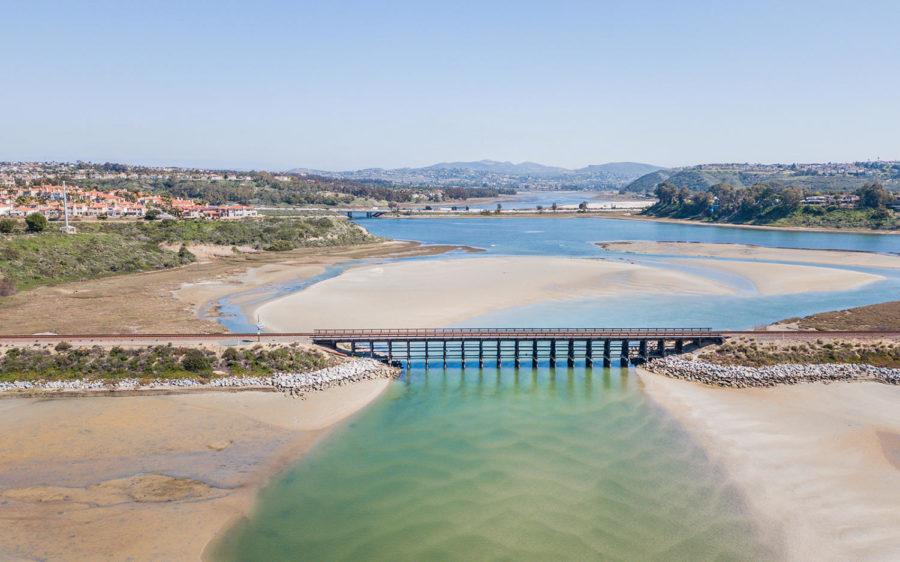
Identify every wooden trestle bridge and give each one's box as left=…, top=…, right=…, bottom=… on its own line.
left=312, top=328, right=722, bottom=368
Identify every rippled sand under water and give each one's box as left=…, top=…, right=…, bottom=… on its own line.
left=215, top=366, right=782, bottom=561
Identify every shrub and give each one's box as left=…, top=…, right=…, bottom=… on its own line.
left=55, top=341, right=73, bottom=352
left=0, top=277, right=15, bottom=297
left=181, top=349, right=212, bottom=372
left=177, top=244, right=195, bottom=262
left=264, top=239, right=295, bottom=251
left=25, top=213, right=48, bottom=232
left=0, top=218, right=15, bottom=234
left=144, top=209, right=160, bottom=221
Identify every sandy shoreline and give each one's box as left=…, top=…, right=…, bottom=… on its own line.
left=602, top=241, right=900, bottom=269
left=639, top=369, right=900, bottom=560
left=0, top=380, right=392, bottom=561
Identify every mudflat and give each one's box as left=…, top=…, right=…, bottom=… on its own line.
left=0, top=381, right=390, bottom=561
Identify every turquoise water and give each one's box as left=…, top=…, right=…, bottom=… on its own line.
left=215, top=217, right=897, bottom=561
left=216, top=367, right=779, bottom=561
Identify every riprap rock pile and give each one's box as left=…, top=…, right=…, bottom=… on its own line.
left=0, top=358, right=398, bottom=397
left=645, top=356, right=900, bottom=388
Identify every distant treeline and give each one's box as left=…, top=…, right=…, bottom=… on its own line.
left=68, top=172, right=514, bottom=206
left=644, top=181, right=897, bottom=230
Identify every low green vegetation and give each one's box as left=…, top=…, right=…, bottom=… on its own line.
left=0, top=216, right=374, bottom=293
left=644, top=181, right=898, bottom=230
left=0, top=343, right=331, bottom=382
left=70, top=170, right=514, bottom=207
left=702, top=338, right=900, bottom=368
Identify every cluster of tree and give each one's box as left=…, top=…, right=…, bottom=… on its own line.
left=68, top=172, right=514, bottom=207
left=647, top=181, right=895, bottom=226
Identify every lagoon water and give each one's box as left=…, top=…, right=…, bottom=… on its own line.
left=216, top=217, right=898, bottom=561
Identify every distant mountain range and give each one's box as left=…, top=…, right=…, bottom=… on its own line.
left=288, top=160, right=663, bottom=190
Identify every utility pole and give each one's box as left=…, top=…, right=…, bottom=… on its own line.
left=61, top=181, right=76, bottom=234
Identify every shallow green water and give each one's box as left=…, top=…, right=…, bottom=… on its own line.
left=215, top=366, right=780, bottom=561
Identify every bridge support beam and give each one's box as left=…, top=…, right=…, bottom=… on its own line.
left=496, top=340, right=501, bottom=367
left=620, top=339, right=630, bottom=366
left=585, top=340, right=593, bottom=367
left=657, top=339, right=666, bottom=357
left=675, top=339, right=684, bottom=354
left=461, top=341, right=466, bottom=368
left=350, top=341, right=356, bottom=355
left=369, top=341, right=375, bottom=359
left=442, top=340, right=447, bottom=367
left=514, top=340, right=520, bottom=367
left=567, top=339, right=575, bottom=367
left=406, top=340, right=411, bottom=367
left=532, top=340, right=539, bottom=367
left=639, top=339, right=649, bottom=362
left=549, top=340, right=557, bottom=367
left=603, top=340, right=611, bottom=367
left=478, top=340, right=484, bottom=368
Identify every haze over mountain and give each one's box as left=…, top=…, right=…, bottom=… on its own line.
left=289, top=160, right=663, bottom=190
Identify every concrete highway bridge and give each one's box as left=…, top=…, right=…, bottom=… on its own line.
left=2, top=329, right=898, bottom=368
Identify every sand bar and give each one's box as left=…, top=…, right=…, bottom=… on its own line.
left=639, top=370, right=900, bottom=560
left=255, top=256, right=734, bottom=331
left=602, top=241, right=900, bottom=269
left=0, top=380, right=390, bottom=561
left=671, top=258, right=884, bottom=295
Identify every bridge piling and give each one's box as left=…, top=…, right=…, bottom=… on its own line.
left=478, top=340, right=484, bottom=368
left=443, top=340, right=447, bottom=367
left=586, top=340, right=593, bottom=367
left=567, top=339, right=575, bottom=367
left=675, top=339, right=684, bottom=354
left=657, top=339, right=666, bottom=357
left=514, top=340, right=520, bottom=367
left=549, top=340, right=557, bottom=367
left=620, top=339, right=630, bottom=366
left=603, top=340, right=611, bottom=367
left=369, top=340, right=375, bottom=359
left=532, top=340, right=538, bottom=367
left=639, top=340, right=649, bottom=362
left=496, top=341, right=501, bottom=367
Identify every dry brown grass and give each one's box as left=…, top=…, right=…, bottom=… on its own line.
left=773, top=301, right=900, bottom=331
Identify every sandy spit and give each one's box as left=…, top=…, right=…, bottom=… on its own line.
left=671, top=258, right=884, bottom=295
left=0, top=380, right=391, bottom=561
left=639, top=369, right=900, bottom=561
left=254, top=256, right=734, bottom=331
left=602, top=241, right=900, bottom=270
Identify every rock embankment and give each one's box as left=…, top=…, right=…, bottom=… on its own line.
left=0, top=358, right=397, bottom=397
left=645, top=356, right=900, bottom=388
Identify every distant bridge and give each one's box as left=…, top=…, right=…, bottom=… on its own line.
left=341, top=210, right=386, bottom=219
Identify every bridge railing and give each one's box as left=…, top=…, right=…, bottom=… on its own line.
left=313, top=328, right=714, bottom=339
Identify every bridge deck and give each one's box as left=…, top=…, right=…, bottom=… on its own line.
left=312, top=327, right=716, bottom=340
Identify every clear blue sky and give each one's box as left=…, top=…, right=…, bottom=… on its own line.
left=2, top=0, right=898, bottom=171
